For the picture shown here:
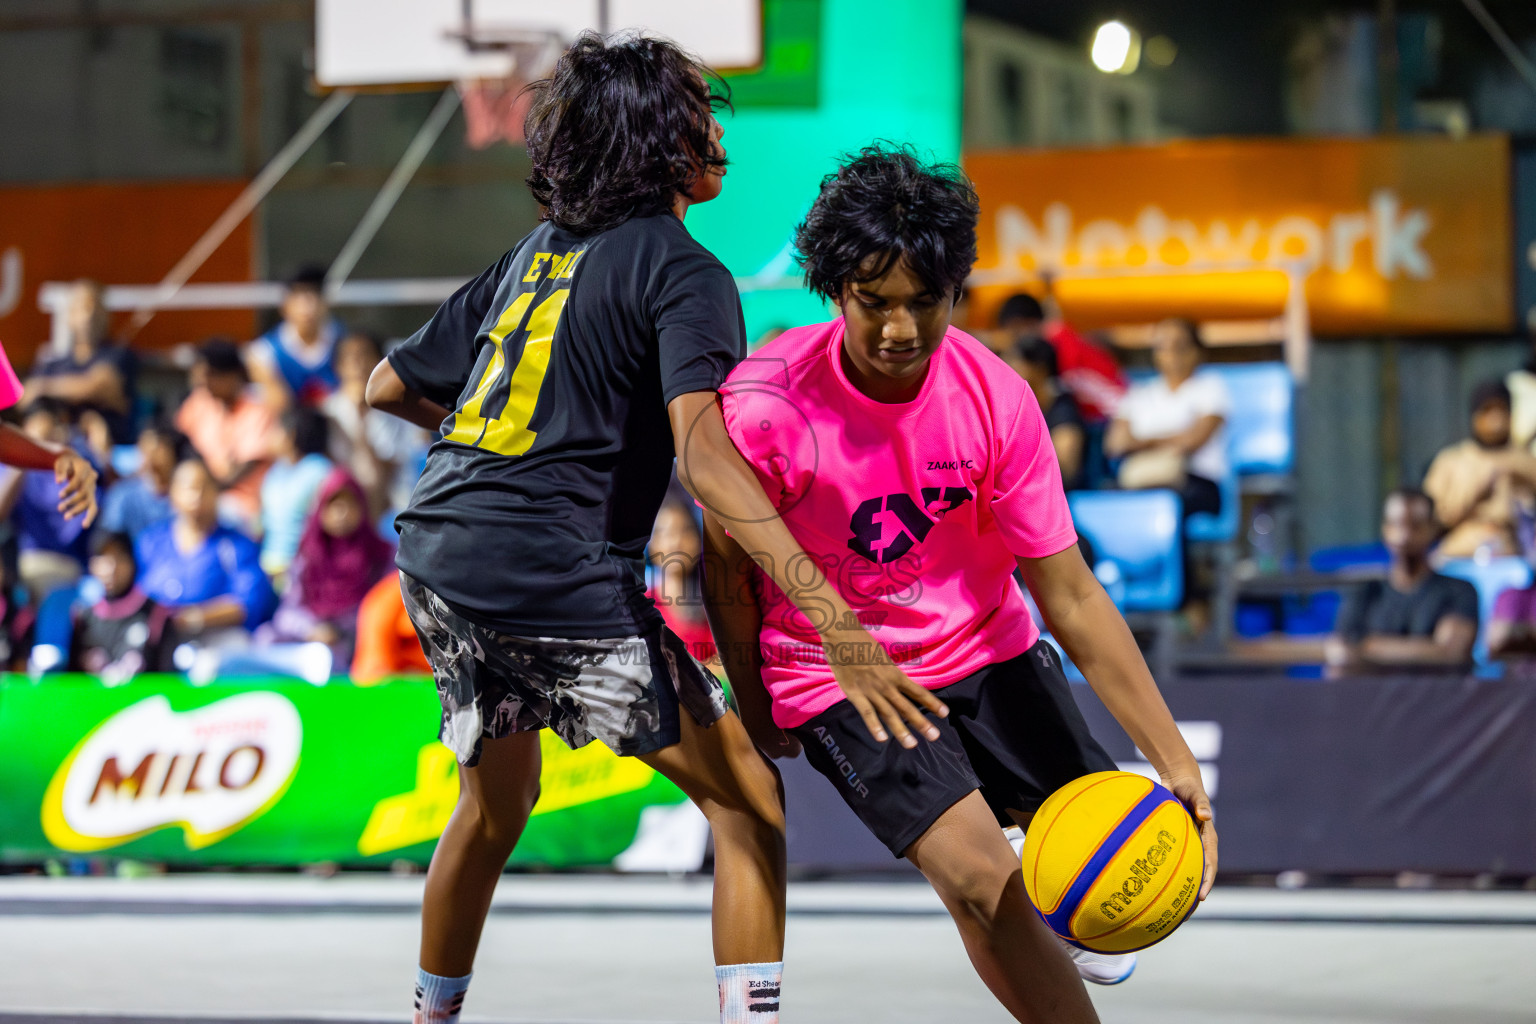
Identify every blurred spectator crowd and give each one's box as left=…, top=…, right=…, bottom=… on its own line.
left=8, top=269, right=1536, bottom=688
left=3, top=269, right=431, bottom=685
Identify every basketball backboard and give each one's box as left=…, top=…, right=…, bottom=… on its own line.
left=316, top=0, right=764, bottom=89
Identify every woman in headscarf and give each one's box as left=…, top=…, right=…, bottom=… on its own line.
left=258, top=468, right=394, bottom=665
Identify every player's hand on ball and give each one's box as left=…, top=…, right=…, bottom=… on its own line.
left=53, top=449, right=99, bottom=526
left=827, top=638, right=948, bottom=748
left=1161, top=770, right=1218, bottom=900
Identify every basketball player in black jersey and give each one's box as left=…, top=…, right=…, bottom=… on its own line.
left=367, top=32, right=948, bottom=1024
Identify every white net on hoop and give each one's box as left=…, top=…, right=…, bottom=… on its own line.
left=455, top=32, right=562, bottom=149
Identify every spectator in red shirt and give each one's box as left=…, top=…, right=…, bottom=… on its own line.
left=997, top=292, right=1125, bottom=422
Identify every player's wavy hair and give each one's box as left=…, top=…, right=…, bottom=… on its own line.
left=523, top=32, right=730, bottom=235
left=795, top=144, right=980, bottom=303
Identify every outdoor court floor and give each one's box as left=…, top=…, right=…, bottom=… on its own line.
left=2, top=875, right=1534, bottom=1024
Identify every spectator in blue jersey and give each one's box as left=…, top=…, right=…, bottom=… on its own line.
left=258, top=407, right=333, bottom=577
left=100, top=422, right=182, bottom=541
left=137, top=456, right=276, bottom=643
left=246, top=264, right=344, bottom=412
left=0, top=399, right=97, bottom=598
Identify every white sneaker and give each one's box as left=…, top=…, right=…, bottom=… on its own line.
left=1003, top=826, right=1138, bottom=986
left=1063, top=944, right=1137, bottom=985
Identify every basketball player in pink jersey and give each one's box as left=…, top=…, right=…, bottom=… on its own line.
left=702, top=147, right=1216, bottom=1019
left=0, top=343, right=97, bottom=524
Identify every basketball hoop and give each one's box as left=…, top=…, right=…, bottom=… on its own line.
left=452, top=29, right=563, bottom=149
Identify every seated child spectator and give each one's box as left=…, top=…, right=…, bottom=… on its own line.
left=176, top=339, right=276, bottom=530
left=1422, top=379, right=1536, bottom=561
left=321, top=332, right=429, bottom=515
left=69, top=531, right=176, bottom=684
left=24, top=279, right=138, bottom=446
left=100, top=422, right=182, bottom=541
left=0, top=399, right=95, bottom=598
left=246, top=265, right=344, bottom=411
left=1005, top=337, right=1086, bottom=490
left=1325, top=489, right=1478, bottom=676
left=1106, top=318, right=1230, bottom=518
left=350, top=573, right=430, bottom=684
left=258, top=469, right=394, bottom=664
left=646, top=496, right=717, bottom=667
left=137, top=457, right=276, bottom=644
left=258, top=408, right=333, bottom=576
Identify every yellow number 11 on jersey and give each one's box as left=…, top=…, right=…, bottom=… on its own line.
left=445, top=287, right=570, bottom=456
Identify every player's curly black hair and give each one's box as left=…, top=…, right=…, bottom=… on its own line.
left=794, top=144, right=980, bottom=303
left=523, top=32, right=730, bottom=236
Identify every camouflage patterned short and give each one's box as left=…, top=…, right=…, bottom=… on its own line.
left=399, top=573, right=729, bottom=767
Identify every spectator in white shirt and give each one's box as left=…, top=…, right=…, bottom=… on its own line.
left=1106, top=318, right=1230, bottom=518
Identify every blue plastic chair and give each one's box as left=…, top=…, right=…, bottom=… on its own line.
left=1309, top=543, right=1391, bottom=574
left=1068, top=490, right=1183, bottom=613
left=1207, top=363, right=1294, bottom=478
left=1185, top=468, right=1240, bottom=543
left=1436, top=556, right=1534, bottom=664
left=197, top=642, right=335, bottom=685
left=33, top=583, right=80, bottom=655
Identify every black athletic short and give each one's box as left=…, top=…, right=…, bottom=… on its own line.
left=789, top=639, right=1116, bottom=858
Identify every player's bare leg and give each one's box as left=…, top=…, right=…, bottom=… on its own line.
left=905, top=791, right=1100, bottom=1024
left=639, top=708, right=787, bottom=964
left=419, top=731, right=543, bottom=976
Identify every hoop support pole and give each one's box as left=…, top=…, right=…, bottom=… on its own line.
left=122, top=88, right=355, bottom=341
left=327, top=87, right=462, bottom=294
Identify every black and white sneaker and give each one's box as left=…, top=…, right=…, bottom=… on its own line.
left=1004, top=825, right=1139, bottom=986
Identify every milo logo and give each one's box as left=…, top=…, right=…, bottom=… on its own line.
left=42, top=693, right=302, bottom=852
left=1099, top=829, right=1178, bottom=921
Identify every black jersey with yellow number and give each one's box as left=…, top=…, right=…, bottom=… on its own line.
left=389, top=214, right=745, bottom=638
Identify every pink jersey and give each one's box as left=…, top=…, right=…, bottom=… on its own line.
left=720, top=318, right=1078, bottom=728
left=0, top=344, right=22, bottom=410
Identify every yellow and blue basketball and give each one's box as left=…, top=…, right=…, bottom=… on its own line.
left=1021, top=770, right=1204, bottom=954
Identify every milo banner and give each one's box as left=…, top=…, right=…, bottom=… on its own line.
left=0, top=675, right=700, bottom=869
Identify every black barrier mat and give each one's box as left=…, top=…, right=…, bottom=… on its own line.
left=779, top=674, right=1536, bottom=876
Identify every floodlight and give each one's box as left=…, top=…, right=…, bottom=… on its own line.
left=1091, top=21, right=1140, bottom=74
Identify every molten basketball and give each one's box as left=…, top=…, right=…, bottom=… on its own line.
left=1021, top=771, right=1204, bottom=954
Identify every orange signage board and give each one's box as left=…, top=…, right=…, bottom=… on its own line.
left=0, top=181, right=254, bottom=367
left=965, top=135, right=1513, bottom=335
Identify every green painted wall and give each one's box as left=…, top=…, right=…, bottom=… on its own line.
left=687, top=0, right=963, bottom=342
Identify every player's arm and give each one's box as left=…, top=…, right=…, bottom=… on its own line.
left=1355, top=615, right=1476, bottom=667
left=1018, top=544, right=1218, bottom=899
left=670, top=391, right=947, bottom=749
left=1488, top=618, right=1536, bottom=656
left=366, top=359, right=453, bottom=432
left=0, top=425, right=97, bottom=525
left=1420, top=451, right=1486, bottom=530
left=1103, top=414, right=1153, bottom=457
left=368, top=249, right=518, bottom=432
left=1049, top=423, right=1084, bottom=484
left=1165, top=413, right=1223, bottom=456
left=246, top=347, right=295, bottom=414
left=700, top=509, right=800, bottom=758
left=25, top=361, right=128, bottom=411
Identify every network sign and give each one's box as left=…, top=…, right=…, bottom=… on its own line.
left=967, top=135, right=1514, bottom=335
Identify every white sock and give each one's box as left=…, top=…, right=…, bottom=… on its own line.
left=716, top=961, right=782, bottom=1023
left=413, top=967, right=472, bottom=1024
left=1004, top=824, right=1026, bottom=860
